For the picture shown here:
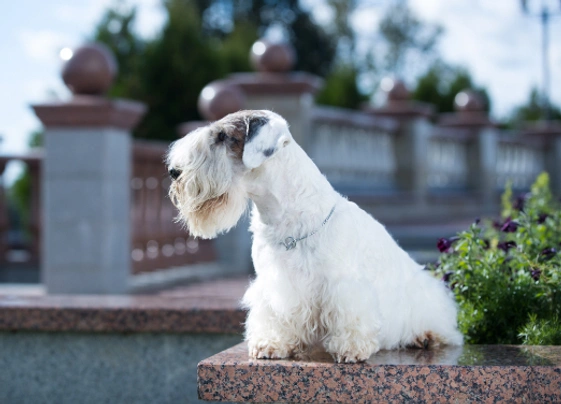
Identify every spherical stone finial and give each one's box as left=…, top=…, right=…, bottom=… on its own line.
left=454, top=90, right=485, bottom=112
left=62, top=43, right=117, bottom=95
left=197, top=81, right=246, bottom=121
left=250, top=40, right=296, bottom=73
left=380, top=77, right=410, bottom=102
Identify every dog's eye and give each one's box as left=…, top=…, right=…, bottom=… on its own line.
left=217, top=131, right=227, bottom=142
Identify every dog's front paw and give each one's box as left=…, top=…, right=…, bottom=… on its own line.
left=324, top=336, right=379, bottom=364
left=247, top=340, right=294, bottom=360
left=332, top=352, right=370, bottom=364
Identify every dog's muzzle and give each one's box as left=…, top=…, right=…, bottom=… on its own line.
left=169, top=168, right=182, bottom=180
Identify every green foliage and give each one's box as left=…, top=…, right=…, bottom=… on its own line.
left=92, top=0, right=338, bottom=140
left=509, top=88, right=561, bottom=125
left=289, top=9, right=336, bottom=78
left=316, top=66, right=369, bottom=109
left=412, top=62, right=491, bottom=114
left=431, top=173, right=561, bottom=344
left=92, top=2, right=144, bottom=99
left=9, top=130, right=43, bottom=229
left=135, top=0, right=227, bottom=140
left=217, top=22, right=258, bottom=73
left=378, top=0, right=442, bottom=76
left=519, top=314, right=561, bottom=345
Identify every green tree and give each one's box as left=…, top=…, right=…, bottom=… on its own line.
left=378, top=0, right=442, bottom=77
left=289, top=8, right=336, bottom=77
left=325, top=0, right=358, bottom=61
left=510, top=88, right=561, bottom=125
left=195, top=0, right=337, bottom=77
left=413, top=62, right=491, bottom=114
left=91, top=0, right=339, bottom=139
left=135, top=0, right=227, bottom=140
left=316, top=66, right=369, bottom=109
left=92, top=2, right=144, bottom=99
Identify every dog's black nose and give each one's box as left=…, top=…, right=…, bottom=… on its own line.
left=169, top=168, right=182, bottom=180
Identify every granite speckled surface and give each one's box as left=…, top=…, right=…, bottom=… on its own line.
left=198, top=343, right=561, bottom=403
left=0, top=278, right=249, bottom=333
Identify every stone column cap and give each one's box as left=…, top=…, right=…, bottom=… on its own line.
left=438, top=89, right=495, bottom=128
left=226, top=72, right=323, bottom=96
left=32, top=95, right=146, bottom=130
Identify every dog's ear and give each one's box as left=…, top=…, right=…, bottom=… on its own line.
left=242, top=115, right=292, bottom=169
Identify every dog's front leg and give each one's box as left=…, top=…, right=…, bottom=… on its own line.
left=321, top=279, right=381, bottom=363
left=244, top=303, right=305, bottom=360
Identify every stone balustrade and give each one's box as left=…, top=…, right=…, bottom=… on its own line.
left=4, top=39, right=560, bottom=291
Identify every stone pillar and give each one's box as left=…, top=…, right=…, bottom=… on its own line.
left=32, top=44, right=145, bottom=294
left=366, top=79, right=434, bottom=205
left=197, top=40, right=323, bottom=151
left=528, top=123, right=561, bottom=195
left=439, top=90, right=497, bottom=211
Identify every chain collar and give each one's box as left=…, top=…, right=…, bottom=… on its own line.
left=281, top=204, right=337, bottom=251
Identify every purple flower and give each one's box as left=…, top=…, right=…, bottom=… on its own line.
left=540, top=247, right=557, bottom=261
left=497, top=241, right=517, bottom=252
left=530, top=268, right=542, bottom=281
left=500, top=218, right=519, bottom=233
left=474, top=217, right=481, bottom=225
left=437, top=237, right=460, bottom=253
left=537, top=214, right=549, bottom=224
left=441, top=271, right=453, bottom=283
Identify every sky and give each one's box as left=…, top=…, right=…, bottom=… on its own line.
left=0, top=0, right=560, bottom=159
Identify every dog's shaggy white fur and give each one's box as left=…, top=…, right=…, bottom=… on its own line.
left=167, top=110, right=463, bottom=363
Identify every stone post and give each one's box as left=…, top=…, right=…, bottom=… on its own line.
left=439, top=90, right=497, bottom=212
left=528, top=123, right=561, bottom=195
left=197, top=40, right=323, bottom=151
left=366, top=79, right=434, bottom=205
left=32, top=44, right=145, bottom=294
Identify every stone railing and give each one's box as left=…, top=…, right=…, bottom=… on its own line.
left=426, top=127, right=471, bottom=191
left=13, top=39, right=561, bottom=293
left=130, top=141, right=215, bottom=274
left=0, top=143, right=214, bottom=276
left=496, top=131, right=547, bottom=190
left=310, top=106, right=398, bottom=192
left=194, top=44, right=561, bottom=219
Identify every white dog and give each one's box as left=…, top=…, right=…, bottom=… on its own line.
left=167, top=110, right=463, bottom=363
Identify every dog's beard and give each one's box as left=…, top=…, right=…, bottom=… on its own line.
left=169, top=156, right=248, bottom=239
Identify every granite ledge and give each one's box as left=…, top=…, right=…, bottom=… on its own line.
left=0, top=278, right=248, bottom=334
left=198, top=343, right=561, bottom=403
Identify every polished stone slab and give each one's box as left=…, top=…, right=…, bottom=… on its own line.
left=0, top=278, right=248, bottom=333
left=198, top=342, right=561, bottom=403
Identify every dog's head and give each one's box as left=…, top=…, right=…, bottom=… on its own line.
left=167, top=110, right=292, bottom=238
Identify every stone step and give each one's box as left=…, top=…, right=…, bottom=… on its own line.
left=198, top=342, right=561, bottom=403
